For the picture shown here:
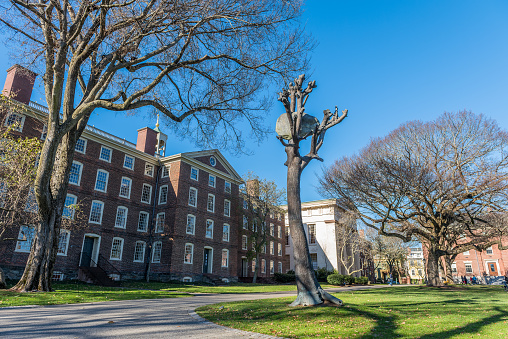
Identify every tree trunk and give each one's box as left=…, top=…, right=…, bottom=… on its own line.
left=252, top=253, right=259, bottom=284
left=286, top=147, right=342, bottom=306
left=426, top=247, right=442, bottom=287
left=444, top=256, right=454, bottom=283
left=0, top=267, right=6, bottom=289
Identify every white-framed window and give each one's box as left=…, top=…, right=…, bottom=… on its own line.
left=99, top=146, right=112, bottom=162
left=224, top=199, right=231, bottom=217
left=463, top=250, right=470, bottom=256
left=119, top=177, right=132, bottom=199
left=252, top=259, right=256, bottom=272
left=110, top=237, right=124, bottom=260
left=222, top=224, right=230, bottom=242
left=75, top=138, right=87, bottom=154
left=411, top=269, right=416, bottom=276
left=155, top=212, right=165, bottom=233
left=451, top=263, right=457, bottom=273
left=123, top=155, right=135, bottom=170
left=261, top=259, right=266, bottom=273
left=188, top=187, right=197, bottom=207
left=25, top=187, right=38, bottom=213
left=270, top=211, right=275, bottom=219
left=152, top=241, right=162, bottom=263
left=63, top=194, right=77, bottom=219
left=242, top=235, right=248, bottom=250
left=4, top=112, right=26, bottom=132
left=15, top=225, right=35, bottom=252
left=145, top=163, right=154, bottom=177
left=278, top=226, right=282, bottom=238
left=115, top=206, right=128, bottom=228
left=243, top=199, right=248, bottom=209
left=270, top=241, right=274, bottom=255
left=486, top=246, right=493, bottom=255
left=224, top=181, right=231, bottom=194
left=138, top=211, right=149, bottom=232
left=285, top=226, right=290, bottom=245
left=208, top=174, right=216, bottom=188
left=158, top=185, right=168, bottom=204
left=57, top=230, right=71, bottom=256
left=207, top=194, right=215, bottom=212
left=206, top=219, right=214, bottom=238
left=278, top=262, right=282, bottom=273
left=89, top=200, right=104, bottom=224
left=262, top=243, right=266, bottom=254
left=182, top=277, right=192, bottom=282
left=465, top=263, right=473, bottom=273
left=69, top=161, right=83, bottom=186
left=94, top=169, right=109, bottom=192
left=270, top=260, right=274, bottom=274
left=221, top=249, right=229, bottom=267
left=184, top=243, right=194, bottom=264
left=161, top=165, right=170, bottom=178
left=278, top=243, right=282, bottom=256
left=270, top=223, right=275, bottom=236
left=41, top=125, right=47, bottom=140
left=190, top=167, right=199, bottom=181
left=52, top=271, right=64, bottom=281
left=308, top=224, right=316, bottom=244
left=186, top=214, right=196, bottom=235
left=133, top=241, right=146, bottom=262
left=310, top=253, right=318, bottom=270
left=243, top=215, right=248, bottom=229
left=252, top=239, right=256, bottom=250
left=141, top=183, right=152, bottom=204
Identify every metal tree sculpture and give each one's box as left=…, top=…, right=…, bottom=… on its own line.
left=276, top=74, right=348, bottom=306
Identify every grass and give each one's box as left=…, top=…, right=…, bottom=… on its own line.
left=196, top=285, right=508, bottom=338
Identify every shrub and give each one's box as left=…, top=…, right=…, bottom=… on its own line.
left=274, top=272, right=296, bottom=283
left=327, top=274, right=348, bottom=285
left=345, top=275, right=356, bottom=285
left=354, top=276, right=369, bottom=285
left=315, top=268, right=336, bottom=282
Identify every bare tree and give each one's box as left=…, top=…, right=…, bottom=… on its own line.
left=0, top=0, right=312, bottom=291
left=240, top=173, right=285, bottom=283
left=320, top=111, right=508, bottom=286
left=369, top=234, right=409, bottom=281
left=276, top=74, right=348, bottom=306
left=335, top=216, right=368, bottom=276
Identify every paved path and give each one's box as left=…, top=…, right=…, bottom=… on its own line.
left=0, top=285, right=387, bottom=339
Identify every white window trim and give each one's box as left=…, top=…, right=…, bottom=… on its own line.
left=119, top=177, right=132, bottom=199
left=69, top=161, right=83, bottom=186
left=4, top=112, right=26, bottom=132
left=223, top=223, right=230, bottom=242
left=242, top=235, right=248, bottom=250
left=152, top=241, right=163, bottom=263
left=188, top=187, right=198, bottom=207
left=224, top=181, right=231, bottom=194
left=110, top=237, right=124, bottom=261
left=75, top=138, right=87, bottom=154
left=63, top=194, right=77, bottom=220
left=155, top=212, right=165, bottom=233
left=186, top=214, right=196, bottom=235
left=221, top=249, right=229, bottom=268
left=99, top=145, right=112, bottom=163
left=208, top=174, right=216, bottom=188
left=158, top=185, right=168, bottom=205
left=123, top=154, right=135, bottom=170
left=94, top=169, right=109, bottom=193
left=57, top=229, right=71, bottom=256
left=141, top=183, right=152, bottom=204
left=137, top=211, right=149, bottom=232
left=144, top=163, right=154, bottom=177
left=184, top=243, right=194, bottom=264
left=161, top=165, right=170, bottom=178
left=89, top=200, right=105, bottom=224
left=207, top=194, right=215, bottom=213
left=190, top=166, right=199, bottom=181
left=205, top=219, right=214, bottom=239
left=224, top=199, right=231, bottom=217
left=133, top=241, right=146, bottom=262
left=115, top=206, right=128, bottom=229
left=15, top=225, right=35, bottom=253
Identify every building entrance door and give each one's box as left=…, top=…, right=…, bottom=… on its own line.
left=488, top=262, right=499, bottom=276
left=242, top=258, right=248, bottom=277
left=203, top=248, right=211, bottom=273
left=80, top=237, right=94, bottom=267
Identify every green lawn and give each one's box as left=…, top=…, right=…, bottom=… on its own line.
left=122, top=281, right=315, bottom=293
left=196, top=286, right=508, bottom=338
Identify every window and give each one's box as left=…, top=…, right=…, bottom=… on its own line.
left=69, top=161, right=83, bottom=186
left=110, top=237, right=124, bottom=260
left=222, top=224, right=230, bottom=242
left=41, top=125, right=47, bottom=140
left=186, top=214, right=196, bottom=235
left=152, top=241, right=162, bottom=263
left=224, top=199, right=231, bottom=217
left=310, top=253, right=318, bottom=270
left=141, top=184, right=152, bottom=204
left=63, top=194, right=77, bottom=219
left=243, top=215, right=248, bottom=229
left=184, top=243, right=193, bottom=264
left=161, top=165, right=170, bottom=178
left=486, top=246, right=493, bottom=255
left=115, top=206, right=128, bottom=228
left=270, top=211, right=275, bottom=219
left=243, top=199, right=248, bottom=209
left=209, top=156, right=216, bottom=166
left=182, top=277, right=192, bottom=282
left=205, top=219, right=214, bottom=238
left=285, top=227, right=290, bottom=245
left=463, top=250, right=470, bottom=256
left=465, top=263, right=473, bottom=273
left=207, top=194, right=215, bottom=212
left=270, top=241, right=274, bottom=255
left=123, top=155, right=135, bottom=170
left=278, top=243, right=282, bottom=256
left=188, top=187, right=197, bottom=207
left=278, top=262, right=282, bottom=273
left=57, top=230, right=70, bottom=256
left=411, top=269, right=416, bottom=276
left=145, top=163, right=154, bottom=177
left=418, top=269, right=423, bottom=276
left=452, top=263, right=457, bottom=273
left=94, top=169, right=109, bottom=192
left=138, top=212, right=149, bottom=232
left=270, top=260, right=274, bottom=274
left=15, top=225, right=35, bottom=252
left=278, top=226, right=282, bottom=238
left=262, top=244, right=266, bottom=254
left=155, top=213, right=165, bottom=233
left=252, top=259, right=256, bottom=272
left=52, top=271, right=64, bottom=281
left=75, top=138, right=87, bottom=154
left=208, top=175, right=216, bottom=188
left=159, top=185, right=168, bottom=204
left=242, top=235, right=248, bottom=250
left=221, top=249, right=229, bottom=267
left=4, top=112, right=25, bottom=131
left=133, top=241, right=146, bottom=262
left=190, top=167, right=199, bottom=181
left=225, top=181, right=231, bottom=194
left=261, top=259, right=266, bottom=273
left=308, top=224, right=316, bottom=244
left=270, top=223, right=275, bottom=236
left=99, top=146, right=112, bottom=162
left=25, top=187, right=38, bottom=213
left=119, top=177, right=132, bottom=199
left=89, top=200, right=104, bottom=224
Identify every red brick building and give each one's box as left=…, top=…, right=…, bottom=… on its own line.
left=0, top=64, right=288, bottom=283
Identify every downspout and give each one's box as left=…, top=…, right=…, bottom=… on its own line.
left=145, top=159, right=163, bottom=282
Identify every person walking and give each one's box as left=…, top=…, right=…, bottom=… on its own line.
left=503, top=272, right=508, bottom=291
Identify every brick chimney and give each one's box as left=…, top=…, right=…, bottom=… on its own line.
left=2, top=64, right=37, bottom=104
left=136, top=127, right=158, bottom=155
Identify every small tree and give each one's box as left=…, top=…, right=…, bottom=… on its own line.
left=335, top=217, right=370, bottom=276
left=370, top=234, right=409, bottom=282
left=276, top=74, right=348, bottom=306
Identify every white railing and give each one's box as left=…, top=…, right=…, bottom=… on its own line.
left=29, top=101, right=49, bottom=113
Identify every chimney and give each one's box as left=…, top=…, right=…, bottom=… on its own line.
left=136, top=127, right=158, bottom=155
left=3, top=64, right=37, bottom=104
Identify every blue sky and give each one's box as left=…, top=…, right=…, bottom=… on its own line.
left=2, top=1, right=508, bottom=202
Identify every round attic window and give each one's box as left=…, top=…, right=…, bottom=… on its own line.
left=210, top=156, right=216, bottom=167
